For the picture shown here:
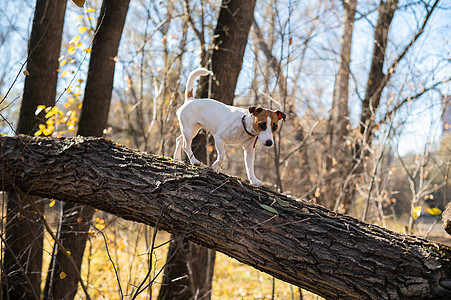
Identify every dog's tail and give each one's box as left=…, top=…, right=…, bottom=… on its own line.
left=185, top=68, right=213, bottom=100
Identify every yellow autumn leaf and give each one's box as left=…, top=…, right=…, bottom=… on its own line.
left=413, top=206, right=422, bottom=220
left=35, top=105, right=46, bottom=115
left=49, top=199, right=55, bottom=207
left=427, top=207, right=442, bottom=215
left=69, top=35, right=81, bottom=44
left=43, top=125, right=54, bottom=136
left=60, top=59, right=67, bottom=67
left=66, top=250, right=71, bottom=256
left=95, top=223, right=106, bottom=230
left=79, top=26, right=87, bottom=34
left=86, top=8, right=95, bottom=13
left=59, top=271, right=67, bottom=279
left=61, top=71, right=67, bottom=78
left=67, top=45, right=76, bottom=55
left=45, top=106, right=59, bottom=118
left=34, top=130, right=43, bottom=137
left=84, top=48, right=91, bottom=53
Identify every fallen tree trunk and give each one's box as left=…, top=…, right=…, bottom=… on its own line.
left=1, top=136, right=451, bottom=299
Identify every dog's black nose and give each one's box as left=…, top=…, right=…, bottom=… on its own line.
left=265, top=140, right=273, bottom=147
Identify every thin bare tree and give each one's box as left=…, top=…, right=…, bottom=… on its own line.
left=3, top=0, right=67, bottom=298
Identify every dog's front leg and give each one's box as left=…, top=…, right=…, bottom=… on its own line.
left=243, top=142, right=261, bottom=186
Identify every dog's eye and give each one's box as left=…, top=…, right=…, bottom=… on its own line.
left=272, top=123, right=278, bottom=131
left=258, top=122, right=267, bottom=130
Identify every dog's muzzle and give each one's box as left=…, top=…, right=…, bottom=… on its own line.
left=264, top=140, right=273, bottom=147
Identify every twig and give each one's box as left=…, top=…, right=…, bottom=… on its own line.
left=91, top=218, right=123, bottom=299
left=131, top=200, right=173, bottom=299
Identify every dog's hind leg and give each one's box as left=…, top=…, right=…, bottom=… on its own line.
left=211, top=137, right=225, bottom=172
left=181, top=124, right=202, bottom=166
left=174, top=135, right=183, bottom=160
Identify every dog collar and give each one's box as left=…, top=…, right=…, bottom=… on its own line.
left=242, top=114, right=256, bottom=137
left=242, top=114, right=259, bottom=148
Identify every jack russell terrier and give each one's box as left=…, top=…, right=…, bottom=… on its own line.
left=174, top=68, right=286, bottom=186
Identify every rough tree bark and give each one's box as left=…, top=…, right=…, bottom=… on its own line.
left=1, top=136, right=451, bottom=300
left=3, top=0, right=67, bottom=298
left=159, top=1, right=257, bottom=298
left=43, top=1, right=130, bottom=299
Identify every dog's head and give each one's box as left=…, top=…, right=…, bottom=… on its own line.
left=249, top=106, right=286, bottom=147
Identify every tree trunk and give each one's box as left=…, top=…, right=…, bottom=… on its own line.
left=197, top=0, right=257, bottom=105
left=2, top=136, right=451, bottom=300
left=359, top=0, right=398, bottom=140
left=160, top=1, right=257, bottom=298
left=3, top=0, right=67, bottom=299
left=43, top=1, right=130, bottom=299
left=157, top=236, right=192, bottom=300
left=329, top=0, right=356, bottom=151
left=157, top=236, right=216, bottom=300
left=16, top=0, right=67, bottom=135
left=324, top=0, right=358, bottom=211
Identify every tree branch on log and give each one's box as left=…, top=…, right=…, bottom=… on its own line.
left=1, top=136, right=451, bottom=299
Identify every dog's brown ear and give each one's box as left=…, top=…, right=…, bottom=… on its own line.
left=249, top=106, right=263, bottom=115
left=275, top=110, right=286, bottom=121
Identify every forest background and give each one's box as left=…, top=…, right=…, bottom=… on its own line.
left=0, top=0, right=450, bottom=299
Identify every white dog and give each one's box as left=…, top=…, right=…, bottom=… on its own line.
left=174, top=68, right=286, bottom=186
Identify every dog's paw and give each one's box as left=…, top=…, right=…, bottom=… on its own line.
left=250, top=178, right=262, bottom=186
left=190, top=157, right=201, bottom=166
left=211, top=160, right=222, bottom=173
